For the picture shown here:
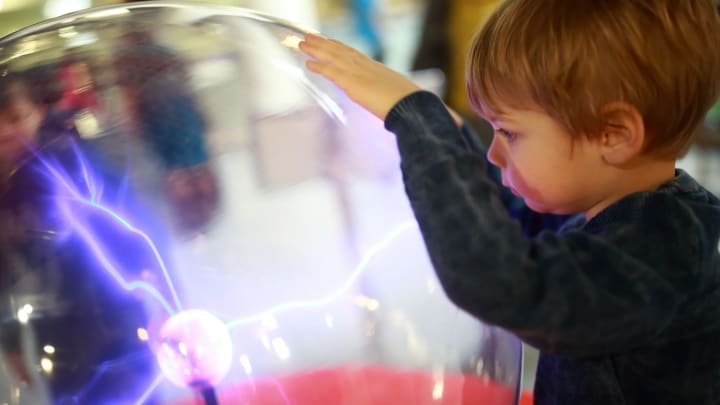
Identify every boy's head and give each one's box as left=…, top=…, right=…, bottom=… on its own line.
left=0, top=69, right=48, bottom=169
left=467, top=0, right=720, bottom=158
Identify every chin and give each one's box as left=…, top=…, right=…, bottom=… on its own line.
left=522, top=199, right=548, bottom=213
left=523, top=199, right=574, bottom=216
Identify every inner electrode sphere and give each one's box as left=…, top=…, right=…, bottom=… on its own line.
left=156, top=310, right=233, bottom=388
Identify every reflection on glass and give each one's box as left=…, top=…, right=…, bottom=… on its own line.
left=0, top=3, right=522, bottom=404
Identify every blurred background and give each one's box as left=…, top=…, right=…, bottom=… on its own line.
left=4, top=0, right=719, bottom=193
left=1, top=0, right=719, bottom=398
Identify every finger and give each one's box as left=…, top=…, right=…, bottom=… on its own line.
left=306, top=60, right=351, bottom=88
left=308, top=61, right=358, bottom=98
left=299, top=38, right=344, bottom=64
left=304, top=32, right=325, bottom=42
left=298, top=39, right=323, bottom=59
left=325, top=37, right=371, bottom=61
left=302, top=34, right=363, bottom=62
left=298, top=39, right=328, bottom=62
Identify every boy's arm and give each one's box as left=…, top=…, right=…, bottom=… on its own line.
left=387, top=91, right=679, bottom=357
left=300, top=34, right=569, bottom=236
left=300, top=35, right=679, bottom=357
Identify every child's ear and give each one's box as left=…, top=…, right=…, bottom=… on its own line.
left=598, top=102, right=645, bottom=165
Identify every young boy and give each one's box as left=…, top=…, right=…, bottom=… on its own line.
left=300, top=0, right=720, bottom=403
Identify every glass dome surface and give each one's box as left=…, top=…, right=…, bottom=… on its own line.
left=0, top=2, right=522, bottom=404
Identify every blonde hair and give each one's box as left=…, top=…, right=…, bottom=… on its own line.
left=467, top=0, right=720, bottom=157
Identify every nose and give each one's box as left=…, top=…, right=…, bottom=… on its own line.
left=487, top=135, right=506, bottom=168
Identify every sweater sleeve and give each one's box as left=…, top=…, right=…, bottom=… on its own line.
left=385, top=91, right=679, bottom=357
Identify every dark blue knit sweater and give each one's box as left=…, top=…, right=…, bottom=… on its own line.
left=385, top=91, right=720, bottom=404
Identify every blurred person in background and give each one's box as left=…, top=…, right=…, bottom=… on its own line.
left=0, top=66, right=161, bottom=404
left=115, top=2, right=220, bottom=236
left=413, top=0, right=502, bottom=144
left=350, top=0, right=385, bottom=61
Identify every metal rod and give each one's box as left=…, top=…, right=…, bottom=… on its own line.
left=200, top=386, right=219, bottom=405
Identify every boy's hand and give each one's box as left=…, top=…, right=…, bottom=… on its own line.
left=299, top=34, right=422, bottom=121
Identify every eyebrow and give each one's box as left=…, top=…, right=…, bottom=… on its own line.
left=489, top=114, right=519, bottom=128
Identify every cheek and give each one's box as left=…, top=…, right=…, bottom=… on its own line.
left=510, top=170, right=543, bottom=200
left=504, top=155, right=566, bottom=207
left=504, top=152, right=541, bottom=188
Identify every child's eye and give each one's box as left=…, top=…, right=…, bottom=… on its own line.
left=497, top=129, right=518, bottom=142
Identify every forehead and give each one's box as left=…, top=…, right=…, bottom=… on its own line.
left=483, top=105, right=540, bottom=126
left=475, top=87, right=543, bottom=123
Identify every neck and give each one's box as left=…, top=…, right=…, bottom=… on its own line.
left=584, top=158, right=676, bottom=220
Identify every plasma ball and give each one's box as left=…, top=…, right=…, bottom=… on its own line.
left=155, top=310, right=233, bottom=388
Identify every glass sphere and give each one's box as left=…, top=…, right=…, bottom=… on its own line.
left=0, top=2, right=522, bottom=404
